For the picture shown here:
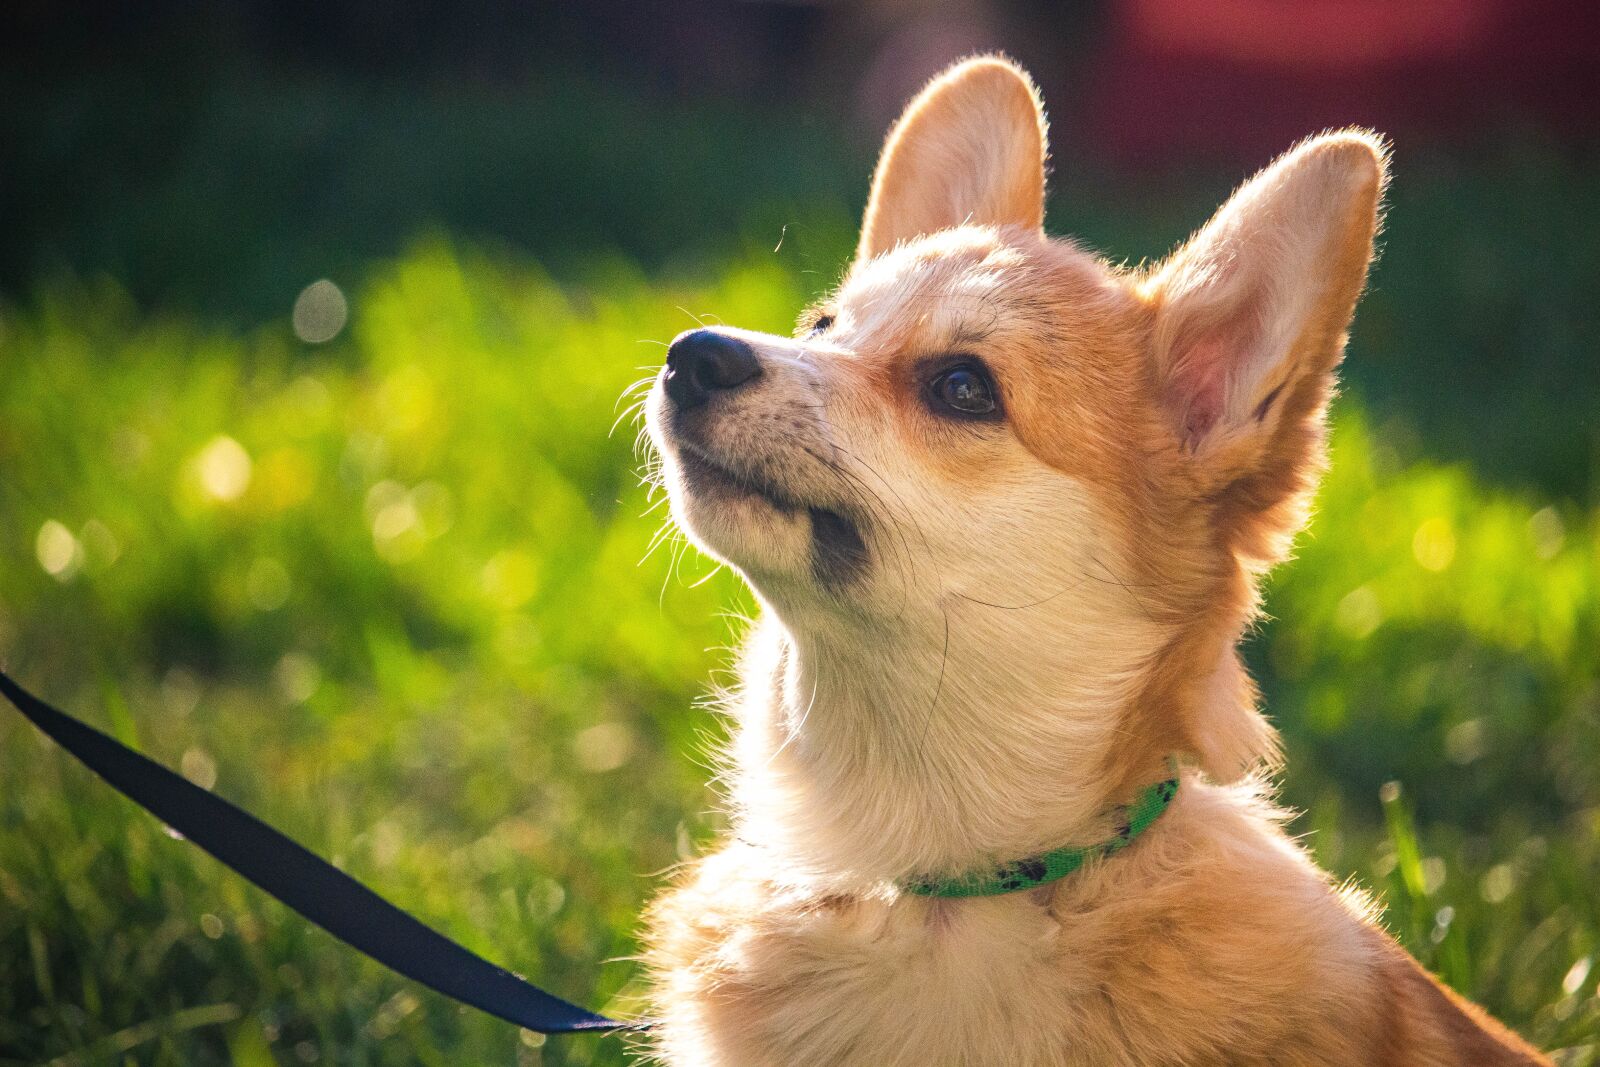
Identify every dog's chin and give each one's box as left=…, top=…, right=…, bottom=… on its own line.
left=662, top=447, right=867, bottom=592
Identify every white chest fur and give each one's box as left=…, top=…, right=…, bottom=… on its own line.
left=646, top=845, right=1090, bottom=1067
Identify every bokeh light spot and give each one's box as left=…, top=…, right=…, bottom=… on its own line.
left=411, top=482, right=455, bottom=539
left=292, top=279, right=348, bottom=344
left=1412, top=516, right=1457, bottom=571
left=197, top=435, right=253, bottom=502
left=274, top=652, right=322, bottom=704
left=1528, top=506, right=1566, bottom=560
left=35, top=520, right=83, bottom=580
left=161, top=667, right=203, bottom=717
left=372, top=499, right=417, bottom=541
left=1480, top=863, right=1517, bottom=904
left=79, top=519, right=121, bottom=570
left=1430, top=905, right=1455, bottom=945
left=181, top=747, right=218, bottom=791
left=285, top=374, right=332, bottom=423
left=364, top=480, right=437, bottom=562
left=246, top=557, right=292, bottom=611
left=573, top=722, right=636, bottom=773
left=481, top=549, right=540, bottom=608
left=1421, top=856, right=1447, bottom=894
left=1335, top=585, right=1382, bottom=638
left=1444, top=718, right=1486, bottom=764
left=1562, top=956, right=1592, bottom=996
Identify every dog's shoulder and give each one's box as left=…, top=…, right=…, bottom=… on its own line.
left=1081, top=778, right=1549, bottom=1066
left=1369, top=932, right=1551, bottom=1066
left=1043, top=776, right=1390, bottom=1064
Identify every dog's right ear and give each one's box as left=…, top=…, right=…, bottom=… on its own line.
left=856, top=56, right=1048, bottom=263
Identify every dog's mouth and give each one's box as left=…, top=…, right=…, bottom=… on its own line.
left=674, top=444, right=869, bottom=585
left=674, top=444, right=800, bottom=511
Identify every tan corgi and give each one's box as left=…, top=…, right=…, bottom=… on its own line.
left=638, top=55, right=1550, bottom=1067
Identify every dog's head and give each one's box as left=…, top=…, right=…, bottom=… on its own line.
left=645, top=57, right=1385, bottom=790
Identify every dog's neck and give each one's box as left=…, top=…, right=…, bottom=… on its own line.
left=727, top=606, right=1176, bottom=889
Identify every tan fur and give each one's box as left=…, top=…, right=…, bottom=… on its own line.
left=638, top=55, right=1550, bottom=1066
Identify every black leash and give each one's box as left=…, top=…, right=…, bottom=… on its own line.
left=0, top=666, right=644, bottom=1037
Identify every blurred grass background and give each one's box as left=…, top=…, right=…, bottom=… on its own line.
left=2, top=2, right=1599, bottom=1064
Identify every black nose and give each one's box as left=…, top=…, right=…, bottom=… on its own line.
left=664, top=329, right=761, bottom=410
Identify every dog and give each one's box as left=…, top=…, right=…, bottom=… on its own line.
left=639, top=55, right=1550, bottom=1066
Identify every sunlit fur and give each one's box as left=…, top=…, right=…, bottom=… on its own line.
left=637, top=55, right=1549, bottom=1066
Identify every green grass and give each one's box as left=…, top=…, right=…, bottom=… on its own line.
left=2, top=239, right=1597, bottom=1065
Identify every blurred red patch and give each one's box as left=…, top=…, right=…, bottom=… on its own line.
left=1086, top=0, right=1600, bottom=163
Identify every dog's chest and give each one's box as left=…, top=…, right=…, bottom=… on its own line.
left=646, top=851, right=1115, bottom=1067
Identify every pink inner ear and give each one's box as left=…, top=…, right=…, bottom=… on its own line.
left=1169, top=337, right=1233, bottom=444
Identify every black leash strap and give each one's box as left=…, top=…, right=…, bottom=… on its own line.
left=0, top=666, right=641, bottom=1036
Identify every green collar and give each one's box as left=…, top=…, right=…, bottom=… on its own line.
left=902, top=773, right=1180, bottom=898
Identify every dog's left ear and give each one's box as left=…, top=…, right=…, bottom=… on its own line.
left=856, top=55, right=1048, bottom=263
left=1146, top=131, right=1388, bottom=561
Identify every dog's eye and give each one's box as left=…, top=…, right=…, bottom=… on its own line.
left=930, top=364, right=999, bottom=418
left=807, top=314, right=835, bottom=337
